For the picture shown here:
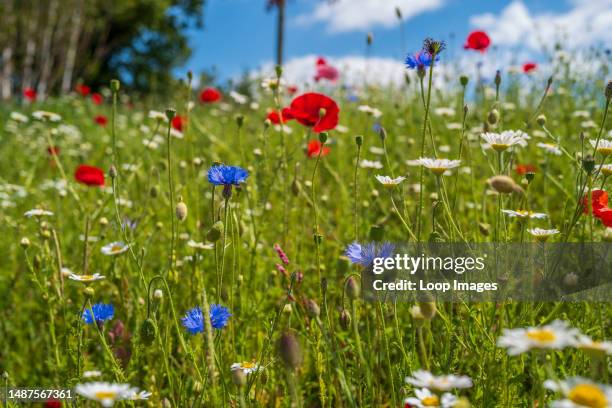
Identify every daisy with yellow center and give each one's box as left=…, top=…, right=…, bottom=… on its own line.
left=544, top=377, right=611, bottom=408
left=405, top=370, right=473, bottom=392
left=404, top=388, right=457, bottom=408
left=497, top=320, right=579, bottom=355
left=502, top=209, right=547, bottom=219
left=187, top=240, right=215, bottom=250
left=375, top=175, right=406, bottom=187
left=32, top=110, right=62, bottom=122
left=527, top=228, right=560, bottom=241
left=481, top=130, right=529, bottom=152
left=591, top=139, right=612, bottom=157
left=600, top=164, right=612, bottom=177
left=75, top=382, right=138, bottom=407
left=230, top=361, right=262, bottom=375
left=24, top=208, right=54, bottom=217
left=417, top=158, right=461, bottom=175
left=68, top=273, right=105, bottom=282
left=576, top=335, right=612, bottom=357
left=101, top=241, right=129, bottom=256
left=537, top=142, right=562, bottom=156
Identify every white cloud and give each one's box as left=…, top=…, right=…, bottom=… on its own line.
left=470, top=0, right=612, bottom=51
left=295, top=0, right=445, bottom=32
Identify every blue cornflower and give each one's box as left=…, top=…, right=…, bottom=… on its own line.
left=181, top=304, right=232, bottom=334
left=82, top=303, right=115, bottom=324
left=207, top=165, right=249, bottom=186
left=345, top=242, right=395, bottom=267
left=404, top=51, right=437, bottom=70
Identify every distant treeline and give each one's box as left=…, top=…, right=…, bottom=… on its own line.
left=0, top=0, right=204, bottom=98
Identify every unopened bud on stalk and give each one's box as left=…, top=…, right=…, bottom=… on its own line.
left=109, top=165, right=118, bottom=179
left=355, top=135, right=363, bottom=146
left=339, top=309, right=351, bottom=328
left=99, top=217, right=108, bottom=226
left=536, top=114, right=547, bottom=126
left=367, top=32, right=373, bottom=46
left=305, top=299, right=320, bottom=318
left=264, top=118, right=272, bottom=128
left=378, top=126, right=387, bottom=141
left=231, top=367, right=246, bottom=387
left=395, top=6, right=402, bottom=19
left=275, top=65, right=283, bottom=78
left=110, top=79, right=120, bottom=92
left=149, top=186, right=158, bottom=198
left=487, top=175, right=518, bottom=194
left=318, top=132, right=328, bottom=144
left=20, top=237, right=30, bottom=248
left=463, top=104, right=468, bottom=116
left=165, top=108, right=176, bottom=121
left=235, top=115, right=244, bottom=128
left=606, top=81, right=612, bottom=100
left=346, top=276, right=360, bottom=300
left=478, top=222, right=490, bottom=236
left=487, top=109, right=499, bottom=125
left=526, top=172, right=536, bottom=183
left=278, top=331, right=302, bottom=370
left=84, top=286, right=95, bottom=298
left=139, top=318, right=157, bottom=346
left=207, top=221, right=224, bottom=242
left=494, top=70, right=501, bottom=87
left=176, top=199, right=188, bottom=222
left=582, top=155, right=595, bottom=174
left=563, top=272, right=578, bottom=287
left=459, top=75, right=469, bottom=87
left=417, top=66, right=426, bottom=79
left=153, top=289, right=163, bottom=300
left=187, top=70, right=193, bottom=81
left=369, top=224, right=384, bottom=241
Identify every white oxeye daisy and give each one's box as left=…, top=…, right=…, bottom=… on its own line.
left=230, top=361, right=262, bottom=375
left=187, top=240, right=214, bottom=250
left=502, top=209, right=547, bottom=219
left=32, top=110, right=62, bottom=122
left=591, top=139, right=612, bottom=156
left=575, top=335, right=612, bottom=356
left=129, top=390, right=152, bottom=401
left=405, top=370, right=473, bottom=392
left=375, top=175, right=406, bottom=187
left=404, top=388, right=457, bottom=408
left=581, top=120, right=597, bottom=129
left=497, top=320, right=579, bottom=355
left=148, top=110, right=167, bottom=121
left=24, top=209, right=54, bottom=217
left=101, top=241, right=130, bottom=256
left=357, top=105, right=382, bottom=118
left=359, top=160, right=383, bottom=169
left=369, top=146, right=385, bottom=155
left=544, top=377, right=612, bottom=408
left=261, top=77, right=285, bottom=91
left=75, top=382, right=137, bottom=407
left=527, top=228, right=560, bottom=241
left=83, top=370, right=102, bottom=378
left=417, top=158, right=461, bottom=175
left=434, top=107, right=455, bottom=117
left=481, top=130, right=529, bottom=151
left=68, top=273, right=106, bottom=283
left=229, top=91, right=248, bottom=104
left=446, top=122, right=462, bottom=130
left=572, top=110, right=590, bottom=118
left=537, top=142, right=562, bottom=156
left=10, top=112, right=29, bottom=123
left=600, top=164, right=612, bottom=177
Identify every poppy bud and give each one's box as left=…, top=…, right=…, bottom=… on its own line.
left=264, top=118, right=272, bottom=128
left=235, top=114, right=245, bottom=128
left=487, top=109, right=499, bottom=125
left=526, top=172, right=536, bottom=183
left=84, top=286, right=95, bottom=298
left=165, top=108, right=176, bottom=121
left=2, top=372, right=8, bottom=380
left=150, top=186, right=158, bottom=198
left=460, top=75, right=469, bottom=87
left=187, top=70, right=193, bottom=81
left=463, top=104, right=469, bottom=116
left=355, top=135, right=363, bottom=146
left=278, top=331, right=302, bottom=370
left=487, top=175, right=517, bottom=194
left=582, top=155, right=595, bottom=174
left=606, top=81, right=612, bottom=100
left=305, top=299, right=320, bottom=318
left=536, top=114, right=546, bottom=126
left=339, top=309, right=351, bottom=329
left=109, top=165, right=118, bottom=179
left=231, top=366, right=246, bottom=387
left=139, top=318, right=157, bottom=346
left=318, top=132, right=328, bottom=143
left=395, top=6, right=402, bottom=18
left=494, top=70, right=501, bottom=87
left=20, top=237, right=30, bottom=248
left=153, top=289, right=163, bottom=300
left=346, top=276, right=360, bottom=300
left=176, top=200, right=188, bottom=222
left=275, top=65, right=283, bottom=78
left=369, top=224, right=384, bottom=241
left=207, top=220, right=224, bottom=242
left=110, top=79, right=120, bottom=93
left=366, top=32, right=373, bottom=46
left=410, top=305, right=426, bottom=327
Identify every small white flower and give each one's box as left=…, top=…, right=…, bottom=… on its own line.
left=32, top=110, right=62, bottom=122
left=9, top=112, right=29, bottom=123
left=537, top=142, right=562, bottom=156
left=24, top=209, right=54, bottom=217
left=129, top=390, right=152, bottom=401
left=369, top=146, right=385, bottom=155
left=75, top=382, right=138, bottom=407
left=417, top=158, right=461, bottom=175
left=231, top=361, right=262, bottom=375
left=446, top=122, right=462, bottom=130
left=229, top=90, right=248, bottom=104
left=527, top=228, right=559, bottom=241
left=572, top=110, right=590, bottom=118
left=335, top=124, right=349, bottom=133
left=434, top=107, right=455, bottom=117
left=148, top=110, right=167, bottom=121
left=375, top=175, right=405, bottom=187
left=581, top=120, right=597, bottom=129
left=187, top=240, right=214, bottom=250
left=68, top=273, right=106, bottom=283
left=481, top=130, right=529, bottom=151
left=359, top=160, right=383, bottom=169
left=575, top=335, right=612, bottom=356
left=101, top=241, right=129, bottom=256
left=600, top=164, right=612, bottom=177
left=357, top=105, right=382, bottom=118
left=405, top=370, right=472, bottom=392
left=502, top=209, right=547, bottom=219
left=591, top=139, right=612, bottom=156
left=544, top=377, right=612, bottom=408
left=404, top=388, right=457, bottom=408
left=497, top=320, right=579, bottom=355
left=83, top=370, right=102, bottom=378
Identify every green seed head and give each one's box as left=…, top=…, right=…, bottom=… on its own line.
left=355, top=134, right=363, bottom=146
left=278, top=331, right=302, bottom=370
left=460, top=75, right=469, bottom=87
left=110, top=79, right=120, bottom=93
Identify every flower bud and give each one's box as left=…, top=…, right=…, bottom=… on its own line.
left=355, top=135, right=363, bottom=146
left=459, top=75, right=469, bottom=87
left=278, top=331, right=302, bottom=370
left=109, top=165, right=118, bottom=179
left=605, top=81, right=611, bottom=100
left=487, top=175, right=517, bottom=194
left=235, top=115, right=245, bottom=128
left=418, top=295, right=437, bottom=320
left=526, top=172, right=536, bottom=183
left=479, top=222, right=490, bottom=236
left=410, top=305, right=426, bottom=327
left=318, top=132, right=328, bottom=144
left=536, top=114, right=546, bottom=126
left=20, top=237, right=31, bottom=248
left=563, top=272, right=578, bottom=287
left=176, top=200, right=188, bottom=222
left=369, top=224, right=384, bottom=241
left=305, top=299, right=320, bottom=318
left=150, top=186, right=158, bottom=198
left=494, top=70, right=501, bottom=87
left=110, top=79, right=120, bottom=93
left=582, top=155, right=595, bottom=174
left=153, top=289, right=163, bottom=300
left=339, top=309, right=351, bottom=329
left=207, top=220, right=224, bottom=242
left=366, top=32, right=373, bottom=46
left=346, top=276, right=360, bottom=300
left=275, top=65, right=283, bottom=78
left=139, top=318, right=157, bottom=346
left=487, top=109, right=499, bottom=125
left=165, top=108, right=176, bottom=121
left=395, top=7, right=402, bottom=19
left=84, top=286, right=95, bottom=297
left=187, top=70, right=193, bottom=82
left=99, top=217, right=108, bottom=226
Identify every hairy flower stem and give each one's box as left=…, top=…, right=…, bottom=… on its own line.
left=202, top=289, right=218, bottom=390
left=165, top=118, right=176, bottom=274
left=218, top=196, right=231, bottom=295
left=354, top=143, right=361, bottom=240
left=311, top=143, right=324, bottom=298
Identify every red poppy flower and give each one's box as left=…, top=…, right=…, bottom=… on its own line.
left=44, top=399, right=62, bottom=408
left=94, top=115, right=108, bottom=127
left=289, top=93, right=339, bottom=133
left=316, top=57, right=327, bottom=66
left=267, top=108, right=294, bottom=124
left=75, top=165, right=105, bottom=186
left=597, top=208, right=612, bottom=227
left=91, top=93, right=103, bottom=105
left=306, top=140, right=330, bottom=158
left=76, top=84, right=91, bottom=96
left=47, top=146, right=60, bottom=156
left=286, top=85, right=298, bottom=95
left=523, top=62, right=537, bottom=73
left=464, top=30, right=491, bottom=52
left=23, top=87, right=37, bottom=102
left=199, top=87, right=222, bottom=103
left=172, top=115, right=187, bottom=132
left=515, top=164, right=537, bottom=175
left=314, top=64, right=340, bottom=83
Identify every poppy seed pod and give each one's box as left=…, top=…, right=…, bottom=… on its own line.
left=346, top=276, right=360, bottom=300
left=278, top=331, right=302, bottom=370
left=318, top=132, right=328, bottom=143
left=207, top=220, right=224, bottom=242
left=460, top=75, right=469, bottom=87
left=176, top=201, right=188, bottom=222
left=110, top=79, right=120, bottom=92
left=488, top=175, right=517, bottom=194
left=139, top=318, right=157, bottom=346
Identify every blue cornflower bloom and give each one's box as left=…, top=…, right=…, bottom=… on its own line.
left=345, top=242, right=395, bottom=267
left=207, top=165, right=249, bottom=186
left=181, top=304, right=232, bottom=334
left=404, top=51, right=437, bottom=70
left=82, top=303, right=115, bottom=324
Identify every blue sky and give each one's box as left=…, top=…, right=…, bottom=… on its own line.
left=177, top=0, right=610, bottom=83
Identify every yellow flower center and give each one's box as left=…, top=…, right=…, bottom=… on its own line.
left=526, top=329, right=556, bottom=343
left=568, top=384, right=607, bottom=408
left=422, top=395, right=440, bottom=406
left=94, top=391, right=117, bottom=401
left=602, top=167, right=612, bottom=176
left=81, top=275, right=94, bottom=280
left=597, top=147, right=612, bottom=156
left=241, top=361, right=256, bottom=369
left=491, top=143, right=509, bottom=152
left=111, top=245, right=123, bottom=252
left=430, top=167, right=446, bottom=175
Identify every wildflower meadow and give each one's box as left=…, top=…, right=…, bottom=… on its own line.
left=0, top=2, right=611, bottom=407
